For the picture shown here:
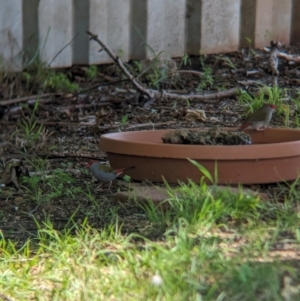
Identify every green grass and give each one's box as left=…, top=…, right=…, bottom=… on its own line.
left=21, top=167, right=81, bottom=204
left=194, top=55, right=214, bottom=91
left=1, top=57, right=79, bottom=98
left=237, top=86, right=291, bottom=125
left=1, top=160, right=300, bottom=300
left=11, top=99, right=56, bottom=152
left=20, top=59, right=79, bottom=93
left=21, top=58, right=79, bottom=94
left=1, top=49, right=300, bottom=300
left=85, top=65, right=98, bottom=80
left=238, top=86, right=286, bottom=111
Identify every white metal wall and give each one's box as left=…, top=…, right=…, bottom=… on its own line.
left=0, top=0, right=297, bottom=71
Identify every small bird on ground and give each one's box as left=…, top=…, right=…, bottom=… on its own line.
left=238, top=104, right=276, bottom=131
left=85, top=161, right=135, bottom=189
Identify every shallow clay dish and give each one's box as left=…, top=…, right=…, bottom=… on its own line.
left=99, top=128, right=300, bottom=184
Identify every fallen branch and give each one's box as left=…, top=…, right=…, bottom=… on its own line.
left=5, top=101, right=113, bottom=117
left=175, top=70, right=204, bottom=76
left=0, top=93, right=62, bottom=106
left=37, top=121, right=97, bottom=127
left=206, top=109, right=239, bottom=116
left=60, top=101, right=116, bottom=111
left=277, top=52, right=300, bottom=63
left=98, top=73, right=121, bottom=82
left=237, top=80, right=264, bottom=87
left=149, top=88, right=238, bottom=101
left=269, top=41, right=281, bottom=87
left=86, top=30, right=153, bottom=99
left=3, top=152, right=104, bottom=161
left=125, top=121, right=177, bottom=130
left=246, top=69, right=261, bottom=76
left=263, top=45, right=300, bottom=63
left=269, top=41, right=280, bottom=75
left=86, top=30, right=240, bottom=102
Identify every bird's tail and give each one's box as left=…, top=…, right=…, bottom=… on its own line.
left=122, top=166, right=135, bottom=172
left=115, top=166, right=135, bottom=175
left=238, top=123, right=250, bottom=131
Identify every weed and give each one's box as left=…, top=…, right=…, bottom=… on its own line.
left=122, top=174, right=131, bottom=182
left=85, top=65, right=98, bottom=80
left=135, top=39, right=168, bottom=88
left=121, top=114, right=129, bottom=126
left=21, top=164, right=79, bottom=204
left=222, top=57, right=237, bottom=69
left=196, top=53, right=214, bottom=90
left=12, top=99, right=54, bottom=151
left=196, top=66, right=214, bottom=91
left=21, top=60, right=79, bottom=94
left=17, top=99, right=43, bottom=149
left=117, top=48, right=125, bottom=58
left=244, top=37, right=256, bottom=57
left=180, top=54, right=192, bottom=67
left=42, top=71, right=79, bottom=93
left=237, top=86, right=286, bottom=115
left=129, top=30, right=179, bottom=88
left=146, top=68, right=167, bottom=89
left=132, top=60, right=143, bottom=73
left=293, top=112, right=300, bottom=127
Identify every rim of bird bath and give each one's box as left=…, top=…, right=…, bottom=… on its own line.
left=99, top=127, right=300, bottom=185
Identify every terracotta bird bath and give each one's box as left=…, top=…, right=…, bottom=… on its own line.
left=99, top=128, right=300, bottom=184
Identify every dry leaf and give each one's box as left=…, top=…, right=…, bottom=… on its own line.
left=184, top=109, right=207, bottom=121
left=209, top=117, right=220, bottom=122
left=0, top=159, right=21, bottom=189
left=281, top=276, right=300, bottom=301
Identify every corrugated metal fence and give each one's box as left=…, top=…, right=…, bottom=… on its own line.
left=0, top=0, right=298, bottom=71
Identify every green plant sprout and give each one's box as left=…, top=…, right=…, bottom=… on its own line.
left=121, top=114, right=129, bottom=126
left=132, top=60, right=142, bottom=73
left=18, top=99, right=43, bottom=149
left=196, top=66, right=213, bottom=91
left=21, top=167, right=79, bottom=204
left=85, top=65, right=98, bottom=80
left=237, top=86, right=286, bottom=114
left=222, top=57, right=237, bottom=69
left=244, top=37, right=256, bottom=57
left=180, top=54, right=191, bottom=67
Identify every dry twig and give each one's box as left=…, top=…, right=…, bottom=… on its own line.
left=268, top=41, right=281, bottom=87
left=1, top=93, right=62, bottom=106
left=264, top=47, right=300, bottom=63
left=150, top=88, right=238, bottom=101
left=2, top=152, right=104, bottom=161
left=175, top=70, right=204, bottom=76
left=126, top=121, right=177, bottom=130
left=269, top=41, right=280, bottom=76
left=86, top=30, right=240, bottom=102
left=86, top=30, right=153, bottom=99
left=237, top=80, right=264, bottom=87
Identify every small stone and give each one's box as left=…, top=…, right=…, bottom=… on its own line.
left=151, top=274, right=163, bottom=286
left=113, top=183, right=269, bottom=208
left=113, top=184, right=170, bottom=208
